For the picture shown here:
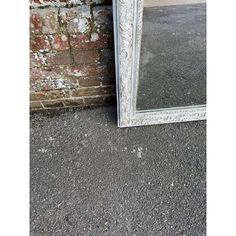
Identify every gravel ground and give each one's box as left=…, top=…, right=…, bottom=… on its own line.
left=30, top=107, right=206, bottom=236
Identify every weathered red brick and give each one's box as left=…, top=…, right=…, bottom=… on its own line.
left=30, top=35, right=51, bottom=52
left=30, top=50, right=71, bottom=67
left=42, top=100, right=65, bottom=108
left=30, top=1, right=115, bottom=110
left=70, top=34, right=113, bottom=50
left=63, top=98, right=84, bottom=107
left=49, top=51, right=72, bottom=65
left=64, top=64, right=114, bottom=78
left=78, top=77, right=101, bottom=87
left=30, top=66, right=62, bottom=80
left=30, top=101, right=44, bottom=110
left=30, top=67, right=79, bottom=91
left=73, top=50, right=99, bottom=64
left=50, top=34, right=70, bottom=51
left=30, top=90, right=70, bottom=101
left=30, top=8, right=59, bottom=34
left=59, top=6, right=91, bottom=34
left=30, top=12, right=43, bottom=34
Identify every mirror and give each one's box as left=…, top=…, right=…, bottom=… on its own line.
left=113, top=0, right=206, bottom=127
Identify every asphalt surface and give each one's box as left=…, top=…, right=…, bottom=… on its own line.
left=30, top=107, right=206, bottom=235
left=137, top=3, right=206, bottom=110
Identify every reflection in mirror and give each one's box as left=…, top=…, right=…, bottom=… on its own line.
left=137, top=0, right=206, bottom=111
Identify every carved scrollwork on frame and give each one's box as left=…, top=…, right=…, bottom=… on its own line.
left=115, top=0, right=135, bottom=126
left=114, top=0, right=144, bottom=126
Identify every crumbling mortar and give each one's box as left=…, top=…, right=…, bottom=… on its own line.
left=67, top=34, right=75, bottom=64
left=41, top=101, right=45, bottom=109
left=47, top=35, right=54, bottom=51
left=89, top=5, right=95, bottom=39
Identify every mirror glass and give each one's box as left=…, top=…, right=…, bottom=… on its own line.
left=137, top=0, right=206, bottom=111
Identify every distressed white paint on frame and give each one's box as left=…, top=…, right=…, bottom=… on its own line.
left=112, top=0, right=206, bottom=127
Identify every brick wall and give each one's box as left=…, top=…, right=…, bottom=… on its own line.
left=30, top=0, right=116, bottom=110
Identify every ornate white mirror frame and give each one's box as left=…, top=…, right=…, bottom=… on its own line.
left=113, top=0, right=207, bottom=128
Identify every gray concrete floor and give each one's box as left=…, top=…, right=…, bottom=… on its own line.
left=137, top=3, right=206, bottom=110
left=30, top=107, right=206, bottom=235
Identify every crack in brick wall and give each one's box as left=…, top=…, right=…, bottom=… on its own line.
left=30, top=0, right=116, bottom=110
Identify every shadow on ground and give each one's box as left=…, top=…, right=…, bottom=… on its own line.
left=30, top=106, right=206, bottom=235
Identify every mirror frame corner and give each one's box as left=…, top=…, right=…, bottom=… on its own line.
left=113, top=0, right=207, bottom=128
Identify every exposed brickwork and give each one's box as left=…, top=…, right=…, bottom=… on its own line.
left=30, top=0, right=115, bottom=110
